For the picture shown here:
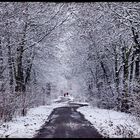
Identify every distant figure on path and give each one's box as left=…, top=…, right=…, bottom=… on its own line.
left=64, top=92, right=69, bottom=97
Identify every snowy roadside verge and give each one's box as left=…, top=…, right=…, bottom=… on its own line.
left=77, top=106, right=140, bottom=138
left=0, top=102, right=67, bottom=138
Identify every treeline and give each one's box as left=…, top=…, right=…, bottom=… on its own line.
left=66, top=2, right=140, bottom=116
left=0, top=2, right=70, bottom=122
left=1, top=2, right=140, bottom=122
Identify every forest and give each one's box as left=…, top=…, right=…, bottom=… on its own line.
left=0, top=2, right=140, bottom=137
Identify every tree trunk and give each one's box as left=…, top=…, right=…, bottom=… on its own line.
left=25, top=51, right=34, bottom=86
left=131, top=26, right=140, bottom=82
left=114, top=47, right=120, bottom=94
left=7, top=37, right=14, bottom=94
left=121, top=46, right=129, bottom=112
left=15, top=5, right=28, bottom=115
left=15, top=40, right=25, bottom=94
left=114, top=51, right=121, bottom=110
left=129, top=54, right=134, bottom=88
left=0, top=39, right=4, bottom=80
left=135, top=56, right=140, bottom=81
left=15, top=21, right=28, bottom=95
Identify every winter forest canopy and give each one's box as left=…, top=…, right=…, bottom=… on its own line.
left=0, top=2, right=140, bottom=122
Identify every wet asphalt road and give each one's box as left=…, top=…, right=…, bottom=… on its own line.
left=34, top=103, right=103, bottom=138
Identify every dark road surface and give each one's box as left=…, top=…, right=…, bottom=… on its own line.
left=34, top=103, right=103, bottom=138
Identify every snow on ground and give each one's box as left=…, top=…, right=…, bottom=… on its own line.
left=68, top=101, right=89, bottom=105
left=1, top=94, right=139, bottom=138
left=53, top=95, right=74, bottom=103
left=77, top=106, right=140, bottom=138
left=0, top=102, right=68, bottom=138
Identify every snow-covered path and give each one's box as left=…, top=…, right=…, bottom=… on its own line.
left=34, top=103, right=102, bottom=138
